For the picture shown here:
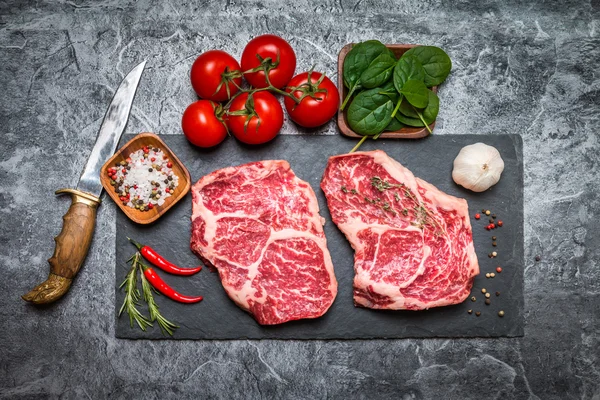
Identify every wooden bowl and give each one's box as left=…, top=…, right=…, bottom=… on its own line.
left=100, top=132, right=191, bottom=224
left=337, top=43, right=438, bottom=139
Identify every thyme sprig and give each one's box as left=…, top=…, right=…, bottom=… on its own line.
left=118, top=252, right=178, bottom=336
left=370, top=176, right=444, bottom=234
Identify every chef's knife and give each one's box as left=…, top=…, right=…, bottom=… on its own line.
left=22, top=61, right=146, bottom=304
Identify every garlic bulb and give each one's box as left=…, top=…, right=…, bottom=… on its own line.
left=452, top=143, right=504, bottom=192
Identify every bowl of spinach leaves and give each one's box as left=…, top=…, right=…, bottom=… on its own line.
left=337, top=41, right=451, bottom=140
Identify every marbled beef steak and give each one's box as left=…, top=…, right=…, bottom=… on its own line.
left=321, top=150, right=479, bottom=310
left=190, top=160, right=337, bottom=325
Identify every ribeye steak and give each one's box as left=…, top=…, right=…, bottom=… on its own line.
left=191, top=160, right=337, bottom=325
left=321, top=150, right=479, bottom=310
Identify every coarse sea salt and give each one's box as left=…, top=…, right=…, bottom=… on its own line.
left=108, top=146, right=179, bottom=210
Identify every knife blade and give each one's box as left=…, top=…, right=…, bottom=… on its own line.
left=22, top=61, right=146, bottom=305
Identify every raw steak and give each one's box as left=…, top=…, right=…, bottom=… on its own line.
left=321, top=150, right=479, bottom=310
left=191, top=160, right=337, bottom=325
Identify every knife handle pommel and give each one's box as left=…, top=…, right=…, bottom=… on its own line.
left=22, top=189, right=101, bottom=304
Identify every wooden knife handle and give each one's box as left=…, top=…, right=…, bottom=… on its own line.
left=22, top=189, right=101, bottom=304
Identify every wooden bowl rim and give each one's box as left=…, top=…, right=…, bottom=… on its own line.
left=100, top=132, right=191, bottom=225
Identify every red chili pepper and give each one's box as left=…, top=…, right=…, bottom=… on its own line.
left=128, top=237, right=202, bottom=276
left=140, top=263, right=203, bottom=303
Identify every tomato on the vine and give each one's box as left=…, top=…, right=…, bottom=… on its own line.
left=241, top=34, right=296, bottom=90
left=190, top=50, right=242, bottom=102
left=227, top=91, right=283, bottom=145
left=181, top=100, right=228, bottom=148
left=284, top=71, right=340, bottom=128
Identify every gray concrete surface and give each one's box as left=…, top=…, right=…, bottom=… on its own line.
left=1, top=0, right=599, bottom=398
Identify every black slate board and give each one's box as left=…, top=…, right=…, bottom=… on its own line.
left=115, top=134, right=524, bottom=339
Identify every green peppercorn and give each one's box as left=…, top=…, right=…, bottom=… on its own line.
left=110, top=180, right=116, bottom=186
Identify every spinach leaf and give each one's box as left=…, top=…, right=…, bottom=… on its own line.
left=347, top=87, right=394, bottom=136
left=393, top=55, right=425, bottom=93
left=384, top=117, right=404, bottom=132
left=361, top=52, right=396, bottom=89
left=400, top=79, right=429, bottom=108
left=398, top=97, right=420, bottom=118
left=396, top=113, right=426, bottom=127
left=402, top=46, right=452, bottom=87
left=422, top=89, right=439, bottom=121
left=398, top=90, right=438, bottom=119
left=341, top=40, right=388, bottom=110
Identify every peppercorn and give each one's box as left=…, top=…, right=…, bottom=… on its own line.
left=481, top=209, right=486, bottom=213
left=475, top=213, right=481, bottom=220
left=485, top=299, right=491, bottom=305
left=148, top=203, right=154, bottom=209
left=485, top=273, right=490, bottom=278
left=485, top=293, right=491, bottom=298
left=492, top=236, right=497, bottom=240
left=490, top=223, right=495, bottom=229
left=496, top=291, right=500, bottom=296
left=491, top=214, right=496, bottom=218
left=496, top=267, right=502, bottom=273
left=143, top=153, right=148, bottom=158
left=138, top=199, right=144, bottom=205
left=110, top=180, right=116, bottom=186
left=492, top=241, right=497, bottom=246
left=535, top=255, right=541, bottom=261
left=119, top=160, right=126, bottom=166
left=126, top=165, right=131, bottom=170
left=481, top=288, right=487, bottom=294
left=468, top=309, right=472, bottom=314
left=488, top=253, right=493, bottom=258
left=492, top=251, right=497, bottom=257
left=167, top=162, right=173, bottom=168
left=497, top=220, right=503, bottom=227
left=489, top=218, right=494, bottom=223
left=490, top=273, right=496, bottom=278
left=485, top=210, right=491, bottom=216
left=164, top=179, right=169, bottom=184
left=475, top=311, right=481, bottom=317
left=148, top=168, right=153, bottom=172
left=471, top=296, right=476, bottom=302
left=498, top=311, right=505, bottom=317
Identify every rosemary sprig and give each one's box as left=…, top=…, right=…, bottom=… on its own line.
left=118, top=252, right=178, bottom=336
left=118, top=258, right=152, bottom=331
left=140, top=266, right=179, bottom=336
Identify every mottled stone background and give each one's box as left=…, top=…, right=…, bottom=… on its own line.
left=1, top=0, right=599, bottom=399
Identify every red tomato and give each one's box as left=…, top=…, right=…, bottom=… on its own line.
left=227, top=91, right=283, bottom=145
left=181, top=100, right=228, bottom=148
left=190, top=50, right=242, bottom=102
left=241, top=34, right=296, bottom=89
left=284, top=71, right=340, bottom=128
